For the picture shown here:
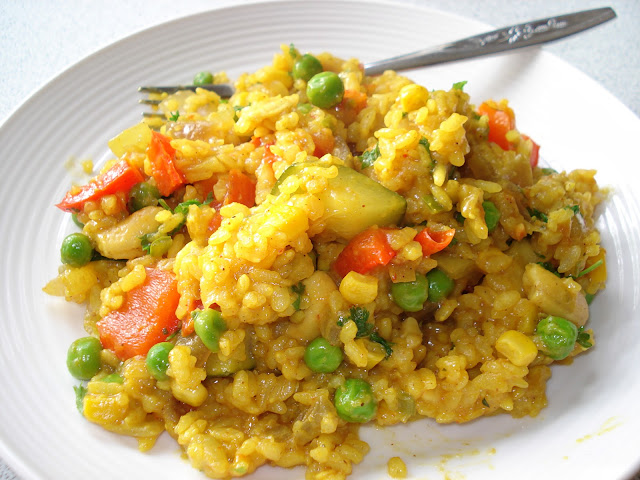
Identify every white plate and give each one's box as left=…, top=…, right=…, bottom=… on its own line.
left=1, top=1, right=639, bottom=479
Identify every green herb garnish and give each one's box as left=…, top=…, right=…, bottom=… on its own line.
left=169, top=111, right=180, bottom=122
left=291, top=282, right=305, bottom=311
left=540, top=167, right=557, bottom=176
left=528, top=208, right=548, bottom=223
left=576, top=259, right=604, bottom=278
left=360, top=144, right=380, bottom=168
left=576, top=326, right=593, bottom=348
left=337, top=307, right=393, bottom=358
left=537, top=261, right=561, bottom=277
left=452, top=80, right=467, bottom=91
left=482, top=398, right=490, bottom=408
left=73, top=384, right=88, bottom=414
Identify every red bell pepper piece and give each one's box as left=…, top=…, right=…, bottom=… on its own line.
left=415, top=227, right=455, bottom=256
left=147, top=131, right=185, bottom=196
left=224, top=169, right=256, bottom=208
left=521, top=134, right=540, bottom=168
left=97, top=268, right=180, bottom=360
left=478, top=102, right=515, bottom=151
left=333, top=227, right=396, bottom=277
left=55, top=159, right=144, bottom=212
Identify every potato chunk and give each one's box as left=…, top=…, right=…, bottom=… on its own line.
left=522, top=263, right=588, bottom=327
left=94, top=206, right=163, bottom=259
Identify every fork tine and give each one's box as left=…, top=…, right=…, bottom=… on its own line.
left=139, top=98, right=161, bottom=106
left=138, top=84, right=235, bottom=97
left=142, top=112, right=165, bottom=118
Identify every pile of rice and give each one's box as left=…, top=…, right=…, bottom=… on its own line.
left=46, top=45, right=606, bottom=479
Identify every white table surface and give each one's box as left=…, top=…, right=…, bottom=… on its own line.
left=1, top=1, right=638, bottom=479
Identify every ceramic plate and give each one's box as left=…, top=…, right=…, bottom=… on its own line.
left=1, top=1, right=639, bottom=479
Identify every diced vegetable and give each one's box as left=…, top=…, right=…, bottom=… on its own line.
left=56, top=159, right=144, bottom=212
left=482, top=201, right=501, bottom=233
left=391, top=273, right=429, bottom=312
left=147, top=131, right=185, bottom=196
left=96, top=268, right=180, bottom=360
left=521, top=134, right=540, bottom=168
left=333, top=227, right=396, bottom=277
left=426, top=268, right=455, bottom=302
left=205, top=341, right=256, bottom=377
left=306, top=72, right=345, bottom=109
left=536, top=315, right=578, bottom=360
left=415, top=226, right=455, bottom=256
left=193, top=308, right=227, bottom=352
left=522, top=263, right=589, bottom=327
left=273, top=164, right=406, bottom=240
left=67, top=336, right=102, bottom=380
left=224, top=169, right=256, bottom=207
left=94, top=206, right=163, bottom=260
left=304, top=337, right=343, bottom=373
left=478, top=102, right=515, bottom=151
left=127, top=182, right=160, bottom=212
left=292, top=54, right=323, bottom=82
left=107, top=122, right=152, bottom=158
left=334, top=378, right=377, bottom=423
left=60, top=233, right=94, bottom=267
left=193, top=71, right=213, bottom=85
left=146, top=342, right=174, bottom=381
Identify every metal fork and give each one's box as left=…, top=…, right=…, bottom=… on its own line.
left=139, top=7, right=615, bottom=118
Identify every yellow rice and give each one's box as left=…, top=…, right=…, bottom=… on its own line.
left=45, top=44, right=606, bottom=479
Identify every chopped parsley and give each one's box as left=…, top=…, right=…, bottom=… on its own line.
left=482, top=398, right=490, bottom=408
left=528, top=207, right=548, bottom=223
left=291, top=282, right=305, bottom=311
left=452, top=80, right=468, bottom=91
left=537, top=261, right=561, bottom=277
left=455, top=212, right=465, bottom=224
left=540, top=167, right=558, bottom=176
left=585, top=292, right=596, bottom=305
left=337, top=307, right=393, bottom=358
left=169, top=110, right=180, bottom=122
left=565, top=205, right=581, bottom=215
left=288, top=43, right=298, bottom=58
left=73, top=384, right=88, bottom=414
left=576, top=326, right=593, bottom=348
left=576, top=259, right=604, bottom=278
left=140, top=233, right=154, bottom=254
left=419, top=136, right=433, bottom=164
left=360, top=143, right=380, bottom=168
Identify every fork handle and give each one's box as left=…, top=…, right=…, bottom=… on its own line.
left=362, top=7, right=616, bottom=75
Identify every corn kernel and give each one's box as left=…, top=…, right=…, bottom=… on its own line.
left=495, top=330, right=538, bottom=367
left=339, top=271, right=378, bottom=304
left=387, top=456, right=407, bottom=478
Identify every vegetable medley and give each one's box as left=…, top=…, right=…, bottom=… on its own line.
left=46, top=45, right=606, bottom=479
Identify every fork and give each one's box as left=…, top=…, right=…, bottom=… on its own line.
left=139, top=6, right=614, bottom=117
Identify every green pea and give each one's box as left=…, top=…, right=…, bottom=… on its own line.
left=334, top=378, right=377, bottom=423
left=306, top=72, right=344, bottom=109
left=482, top=201, right=501, bottom=232
left=193, top=71, right=214, bottom=85
left=304, top=337, right=343, bottom=373
left=127, top=182, right=160, bottom=212
left=292, top=54, right=323, bottom=82
left=146, top=342, right=174, bottom=381
left=101, top=373, right=123, bottom=384
left=193, top=308, right=227, bottom=352
left=426, top=268, right=455, bottom=302
left=536, top=315, right=578, bottom=360
left=60, top=233, right=94, bottom=267
left=391, top=273, right=429, bottom=312
left=67, top=336, right=102, bottom=380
